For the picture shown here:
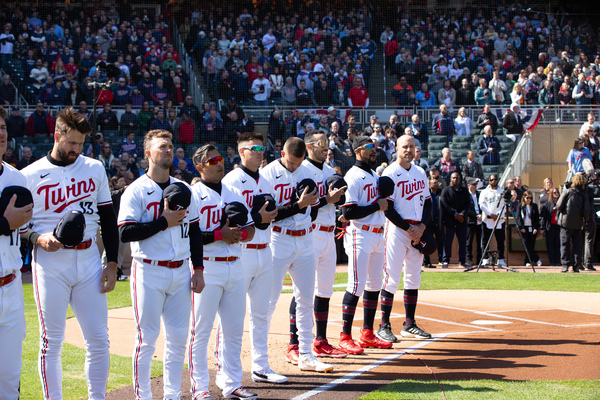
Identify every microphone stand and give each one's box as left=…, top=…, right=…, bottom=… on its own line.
left=86, top=79, right=113, bottom=158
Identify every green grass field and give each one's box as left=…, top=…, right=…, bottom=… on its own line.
left=19, top=271, right=600, bottom=399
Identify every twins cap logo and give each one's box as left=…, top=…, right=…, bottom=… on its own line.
left=162, top=182, right=192, bottom=211
left=221, top=201, right=248, bottom=228
left=53, top=210, right=86, bottom=247
left=252, top=193, right=276, bottom=230
left=325, top=174, right=347, bottom=206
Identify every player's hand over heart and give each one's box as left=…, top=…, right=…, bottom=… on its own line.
left=258, top=201, right=278, bottom=224
left=408, top=223, right=426, bottom=244
left=162, top=199, right=186, bottom=227
left=376, top=198, right=388, bottom=211
left=298, top=186, right=318, bottom=209
left=5, top=195, right=33, bottom=229
left=100, top=261, right=118, bottom=293
left=191, top=269, right=205, bottom=293
left=36, top=233, right=64, bottom=252
left=326, top=184, right=347, bottom=204
left=221, top=219, right=242, bottom=244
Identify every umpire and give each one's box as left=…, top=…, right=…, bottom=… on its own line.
left=557, top=174, right=590, bottom=272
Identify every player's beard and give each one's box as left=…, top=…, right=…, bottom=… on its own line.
left=156, top=157, right=173, bottom=171
left=56, top=146, right=80, bottom=165
left=368, top=152, right=377, bottom=166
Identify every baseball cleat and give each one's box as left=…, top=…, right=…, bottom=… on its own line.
left=194, top=391, right=214, bottom=400
left=359, top=328, right=394, bottom=349
left=497, top=259, right=507, bottom=267
left=585, top=266, right=597, bottom=271
left=376, top=323, right=398, bottom=343
left=298, top=353, right=334, bottom=373
left=251, top=368, right=288, bottom=384
left=338, top=333, right=364, bottom=355
left=226, top=386, right=258, bottom=399
left=285, top=343, right=299, bottom=365
left=401, top=322, right=432, bottom=339
left=312, top=338, right=348, bottom=358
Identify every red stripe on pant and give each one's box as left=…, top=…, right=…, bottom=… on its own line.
left=189, top=291, right=198, bottom=393
left=352, top=229, right=359, bottom=295
left=132, top=261, right=143, bottom=399
left=33, top=247, right=50, bottom=398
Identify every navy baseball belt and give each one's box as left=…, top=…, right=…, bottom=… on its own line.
left=404, top=219, right=421, bottom=225
left=63, top=238, right=93, bottom=250
left=361, top=225, right=384, bottom=234
left=142, top=259, right=186, bottom=268
left=241, top=243, right=269, bottom=250
left=312, top=223, right=335, bottom=233
left=0, top=273, right=16, bottom=287
left=272, top=226, right=313, bottom=236
left=203, top=256, right=239, bottom=262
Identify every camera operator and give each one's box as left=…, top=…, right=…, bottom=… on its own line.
left=557, top=173, right=590, bottom=273
left=479, top=174, right=508, bottom=267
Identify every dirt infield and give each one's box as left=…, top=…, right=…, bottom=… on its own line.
left=57, top=283, right=600, bottom=400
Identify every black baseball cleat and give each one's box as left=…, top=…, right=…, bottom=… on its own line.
left=226, top=386, right=258, bottom=399
left=585, top=266, right=597, bottom=271
left=401, top=322, right=432, bottom=339
left=376, top=323, right=398, bottom=343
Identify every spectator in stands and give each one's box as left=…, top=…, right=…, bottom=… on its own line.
left=434, top=148, right=459, bottom=185
left=363, top=115, right=379, bottom=136
left=180, top=96, right=201, bottom=125
left=26, top=102, right=54, bottom=137
left=2, top=146, right=18, bottom=168
left=573, top=73, right=593, bottom=106
left=475, top=104, right=499, bottom=135
left=267, top=109, right=285, bottom=144
left=411, top=147, right=429, bottom=171
left=462, top=150, right=484, bottom=187
left=38, top=76, right=54, bottom=106
left=392, top=76, right=413, bottom=106
left=97, top=103, right=119, bottom=132
left=566, top=138, right=593, bottom=175
left=281, top=77, right=297, bottom=105
left=170, top=77, right=187, bottom=106
left=402, top=126, right=421, bottom=150
left=138, top=101, right=153, bottom=131
left=151, top=78, right=169, bottom=107
left=474, top=79, right=493, bottom=106
left=119, top=131, right=142, bottom=160
left=251, top=68, right=271, bottom=106
left=201, top=109, right=224, bottom=143
left=332, top=81, right=348, bottom=107
left=220, top=97, right=243, bottom=125
left=49, top=80, right=67, bottom=106
left=477, top=126, right=501, bottom=166
left=98, top=142, right=115, bottom=170
left=326, top=107, right=342, bottom=130
left=579, top=113, right=600, bottom=137
left=456, top=78, right=474, bottom=106
left=347, top=76, right=369, bottom=109
left=241, top=112, right=255, bottom=135
left=175, top=111, right=196, bottom=147
left=510, top=83, right=526, bottom=105
left=415, top=83, right=436, bottom=109
left=120, top=104, right=139, bottom=133
left=503, top=103, right=525, bottom=142
left=0, top=75, right=16, bottom=105
left=224, top=145, right=241, bottom=174
left=149, top=108, right=172, bottom=134
left=113, top=78, right=131, bottom=106
left=30, top=59, right=49, bottom=90
left=432, top=104, right=455, bottom=143
left=6, top=106, right=26, bottom=139
left=295, top=79, right=313, bottom=106
left=16, top=146, right=36, bottom=170
left=489, top=70, right=508, bottom=104
left=173, top=147, right=193, bottom=174
left=314, top=80, right=332, bottom=106
left=406, top=114, right=427, bottom=144
left=540, top=187, right=562, bottom=266
left=66, top=81, right=86, bottom=107
left=440, top=172, right=470, bottom=268
left=454, top=107, right=473, bottom=136
left=438, top=79, right=456, bottom=111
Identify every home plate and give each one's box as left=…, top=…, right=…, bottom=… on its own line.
left=471, top=320, right=513, bottom=325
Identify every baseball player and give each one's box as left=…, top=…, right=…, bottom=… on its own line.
left=338, top=135, right=393, bottom=354
left=262, top=137, right=333, bottom=373
left=188, top=144, right=258, bottom=400
left=218, top=132, right=286, bottom=384
left=287, top=130, right=347, bottom=358
left=0, top=106, right=33, bottom=400
left=21, top=107, right=120, bottom=400
left=117, top=129, right=204, bottom=400
left=378, top=135, right=432, bottom=343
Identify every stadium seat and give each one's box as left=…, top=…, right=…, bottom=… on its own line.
left=452, top=136, right=472, bottom=144
left=427, top=142, right=446, bottom=152
left=428, top=136, right=448, bottom=144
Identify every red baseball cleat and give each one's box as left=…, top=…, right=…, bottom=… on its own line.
left=285, top=344, right=299, bottom=365
left=338, top=332, right=365, bottom=355
left=312, top=338, right=348, bottom=358
left=358, top=329, right=394, bottom=349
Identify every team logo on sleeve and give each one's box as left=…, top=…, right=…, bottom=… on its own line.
left=37, top=178, right=96, bottom=213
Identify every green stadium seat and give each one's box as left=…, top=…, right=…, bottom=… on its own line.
left=428, top=136, right=448, bottom=144
left=427, top=142, right=446, bottom=152
left=452, top=135, right=472, bottom=144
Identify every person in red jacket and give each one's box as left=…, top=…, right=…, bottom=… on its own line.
left=348, top=77, right=369, bottom=109
left=177, top=111, right=196, bottom=146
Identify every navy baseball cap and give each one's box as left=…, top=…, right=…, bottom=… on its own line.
left=352, top=136, right=374, bottom=151
left=412, top=232, right=438, bottom=256
left=296, top=178, right=318, bottom=199
left=222, top=201, right=248, bottom=228
left=0, top=186, right=33, bottom=234
left=163, top=182, right=192, bottom=211
left=325, top=174, right=347, bottom=206
left=252, top=193, right=276, bottom=230
left=53, top=210, right=86, bottom=247
left=378, top=176, right=395, bottom=198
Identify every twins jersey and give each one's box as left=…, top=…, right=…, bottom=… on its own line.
left=222, top=167, right=273, bottom=244
left=383, top=162, right=431, bottom=221
left=0, top=162, right=29, bottom=276
left=343, top=165, right=385, bottom=227
left=261, top=160, right=315, bottom=230
left=22, top=155, right=112, bottom=240
left=192, top=181, right=252, bottom=258
left=118, top=174, right=200, bottom=261
left=302, top=159, right=336, bottom=226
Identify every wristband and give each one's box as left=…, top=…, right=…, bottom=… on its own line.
left=214, top=230, right=223, bottom=241
left=193, top=265, right=204, bottom=271
left=241, top=228, right=249, bottom=241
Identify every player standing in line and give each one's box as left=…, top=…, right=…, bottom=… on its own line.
left=21, top=107, right=119, bottom=400
left=262, top=137, right=333, bottom=373
left=219, top=132, right=287, bottom=384
left=338, top=135, right=393, bottom=354
left=287, top=130, right=347, bottom=358
left=189, top=144, right=257, bottom=400
left=377, top=135, right=432, bottom=343
left=118, top=129, right=204, bottom=400
left=0, top=106, right=33, bottom=400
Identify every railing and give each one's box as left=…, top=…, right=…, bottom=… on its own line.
left=171, top=18, right=204, bottom=107
left=499, top=132, right=533, bottom=187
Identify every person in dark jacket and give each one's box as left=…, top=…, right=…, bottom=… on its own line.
left=26, top=103, right=54, bottom=137
left=540, top=187, right=562, bottom=266
left=515, top=190, right=541, bottom=266
left=432, top=104, right=455, bottom=144
left=477, top=126, right=501, bottom=165
left=440, top=172, right=470, bottom=267
left=475, top=103, right=499, bottom=134
left=556, top=174, right=590, bottom=272
left=423, top=176, right=444, bottom=268
left=96, top=103, right=119, bottom=131
left=584, top=177, right=598, bottom=271
left=462, top=150, right=484, bottom=187
left=6, top=106, right=26, bottom=139
left=465, top=177, right=483, bottom=265
left=502, top=103, right=524, bottom=141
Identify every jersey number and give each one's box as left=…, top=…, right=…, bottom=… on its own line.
left=419, top=195, right=424, bottom=207
left=79, top=201, right=94, bottom=214
left=181, top=222, right=189, bottom=238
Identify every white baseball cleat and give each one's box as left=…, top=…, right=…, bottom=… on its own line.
left=298, top=353, right=334, bottom=373
left=497, top=259, right=507, bottom=267
left=252, top=368, right=288, bottom=384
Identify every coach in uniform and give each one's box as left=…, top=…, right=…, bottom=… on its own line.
left=21, top=107, right=119, bottom=400
left=189, top=144, right=258, bottom=400
left=338, top=135, right=393, bottom=354
left=378, top=135, right=433, bottom=342
left=220, top=132, right=286, bottom=384
left=118, top=129, right=204, bottom=400
left=0, top=106, right=33, bottom=400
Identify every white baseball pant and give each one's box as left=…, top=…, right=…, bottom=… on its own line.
left=32, top=245, right=109, bottom=400
left=0, top=272, right=25, bottom=400
left=383, top=223, right=424, bottom=293
left=344, top=225, right=385, bottom=297
left=268, top=232, right=315, bottom=355
left=190, top=259, right=245, bottom=398
left=130, top=259, right=191, bottom=400
left=313, top=229, right=337, bottom=298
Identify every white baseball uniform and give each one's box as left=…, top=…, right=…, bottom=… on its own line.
left=302, top=159, right=337, bottom=298
left=22, top=155, right=113, bottom=400
left=342, top=164, right=386, bottom=297
left=262, top=160, right=316, bottom=355
left=382, top=162, right=431, bottom=292
left=118, top=174, right=200, bottom=400
left=189, top=181, right=251, bottom=399
left=219, top=166, right=274, bottom=374
left=0, top=163, right=29, bottom=400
